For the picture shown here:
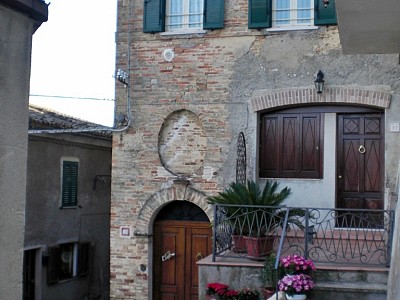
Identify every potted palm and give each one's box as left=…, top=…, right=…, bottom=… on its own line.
left=208, top=180, right=304, bottom=258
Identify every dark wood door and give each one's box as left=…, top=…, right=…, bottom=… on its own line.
left=153, top=220, right=212, bottom=300
left=337, top=113, right=384, bottom=226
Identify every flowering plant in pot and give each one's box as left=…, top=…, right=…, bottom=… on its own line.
left=206, top=282, right=229, bottom=298
left=279, top=255, right=316, bottom=276
left=278, top=273, right=314, bottom=299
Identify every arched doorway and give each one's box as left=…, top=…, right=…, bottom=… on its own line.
left=153, top=200, right=212, bottom=300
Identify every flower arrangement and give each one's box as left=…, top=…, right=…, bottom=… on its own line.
left=279, top=255, right=316, bottom=275
left=206, top=282, right=229, bottom=296
left=278, top=273, right=314, bottom=296
left=205, top=283, right=260, bottom=300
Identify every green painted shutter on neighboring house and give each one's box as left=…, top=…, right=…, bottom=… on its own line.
left=203, top=0, right=225, bottom=30
left=314, top=0, right=337, bottom=25
left=62, top=161, right=78, bottom=207
left=248, top=0, right=272, bottom=29
left=143, top=0, right=165, bottom=33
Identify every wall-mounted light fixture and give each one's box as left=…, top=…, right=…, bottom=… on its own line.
left=323, top=0, right=329, bottom=8
left=314, top=70, right=325, bottom=94
left=117, top=69, right=129, bottom=85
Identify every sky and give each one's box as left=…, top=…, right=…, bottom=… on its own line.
left=29, top=0, right=117, bottom=126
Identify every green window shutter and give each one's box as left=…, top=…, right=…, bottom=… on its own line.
left=203, top=0, right=225, bottom=30
left=143, top=0, right=165, bottom=33
left=62, top=161, right=78, bottom=207
left=314, top=0, right=337, bottom=25
left=248, top=0, right=272, bottom=29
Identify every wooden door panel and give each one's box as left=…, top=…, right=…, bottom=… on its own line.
left=364, top=139, right=382, bottom=192
left=154, top=225, right=185, bottom=300
left=154, top=220, right=212, bottom=300
left=186, top=226, right=212, bottom=300
left=337, top=113, right=384, bottom=227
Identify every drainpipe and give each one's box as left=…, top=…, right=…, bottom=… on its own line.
left=28, top=0, right=132, bottom=135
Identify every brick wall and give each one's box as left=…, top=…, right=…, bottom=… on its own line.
left=111, top=0, right=400, bottom=298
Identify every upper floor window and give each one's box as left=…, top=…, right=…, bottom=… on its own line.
left=249, top=0, right=337, bottom=30
left=166, top=0, right=203, bottom=32
left=143, top=0, right=224, bottom=33
left=61, top=158, right=79, bottom=208
left=273, top=0, right=313, bottom=27
left=259, top=110, right=323, bottom=179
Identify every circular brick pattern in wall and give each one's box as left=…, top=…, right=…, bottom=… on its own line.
left=158, top=110, right=207, bottom=176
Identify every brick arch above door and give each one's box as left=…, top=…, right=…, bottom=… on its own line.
left=134, top=180, right=212, bottom=235
left=250, top=86, right=391, bottom=112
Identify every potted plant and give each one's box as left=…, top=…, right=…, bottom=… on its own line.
left=208, top=180, right=304, bottom=258
left=206, top=282, right=229, bottom=300
left=278, top=273, right=314, bottom=300
left=260, top=252, right=283, bottom=298
left=279, top=255, right=316, bottom=276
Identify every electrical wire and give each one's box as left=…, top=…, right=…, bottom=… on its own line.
left=30, top=94, right=115, bottom=102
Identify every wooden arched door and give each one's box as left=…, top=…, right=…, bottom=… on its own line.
left=153, top=201, right=212, bottom=300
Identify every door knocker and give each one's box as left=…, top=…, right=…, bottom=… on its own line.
left=196, top=252, right=203, bottom=261
left=358, top=145, right=366, bottom=154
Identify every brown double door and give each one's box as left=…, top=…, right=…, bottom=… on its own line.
left=153, top=220, right=212, bottom=300
left=337, top=113, right=384, bottom=222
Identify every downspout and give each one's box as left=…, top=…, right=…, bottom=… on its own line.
left=28, top=0, right=132, bottom=135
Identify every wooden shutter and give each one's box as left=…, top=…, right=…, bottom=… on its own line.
left=259, top=112, right=322, bottom=179
left=77, top=242, right=91, bottom=277
left=314, top=0, right=337, bottom=25
left=260, top=115, right=279, bottom=177
left=46, top=246, right=60, bottom=284
left=248, top=0, right=272, bottom=29
left=203, top=0, right=225, bottom=30
left=300, top=114, right=321, bottom=178
left=62, top=161, right=78, bottom=207
left=281, top=115, right=299, bottom=177
left=143, top=0, right=165, bottom=33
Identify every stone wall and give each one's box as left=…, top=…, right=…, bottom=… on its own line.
left=111, top=0, right=400, bottom=298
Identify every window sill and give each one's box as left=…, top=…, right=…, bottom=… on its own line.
left=160, top=29, right=206, bottom=37
left=266, top=25, right=318, bottom=32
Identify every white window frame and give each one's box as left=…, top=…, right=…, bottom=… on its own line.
left=269, top=0, right=318, bottom=31
left=165, top=0, right=204, bottom=33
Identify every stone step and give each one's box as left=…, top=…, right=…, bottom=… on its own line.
left=310, top=266, right=388, bottom=300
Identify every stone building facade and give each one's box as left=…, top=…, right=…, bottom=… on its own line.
left=0, top=1, right=47, bottom=298
left=111, top=0, right=400, bottom=299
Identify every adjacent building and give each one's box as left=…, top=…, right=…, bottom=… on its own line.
left=24, top=105, right=112, bottom=299
left=111, top=0, right=400, bottom=299
left=0, top=1, right=48, bottom=298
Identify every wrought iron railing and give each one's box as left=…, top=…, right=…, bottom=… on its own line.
left=211, top=204, right=395, bottom=267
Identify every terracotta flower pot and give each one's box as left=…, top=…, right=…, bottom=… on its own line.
left=244, top=236, right=274, bottom=259
left=232, top=234, right=247, bottom=253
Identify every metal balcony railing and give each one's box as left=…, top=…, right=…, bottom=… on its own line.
left=211, top=204, right=395, bottom=267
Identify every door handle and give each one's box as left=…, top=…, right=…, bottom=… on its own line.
left=161, top=250, right=175, bottom=262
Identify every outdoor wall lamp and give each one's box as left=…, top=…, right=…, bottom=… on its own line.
left=323, top=0, right=329, bottom=8
left=314, top=70, right=325, bottom=94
